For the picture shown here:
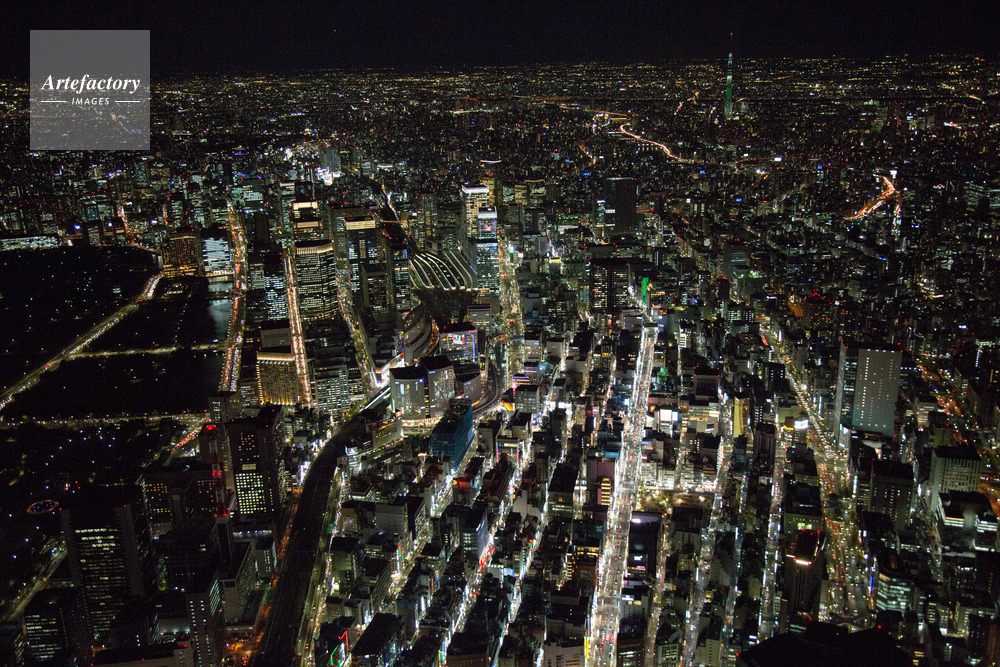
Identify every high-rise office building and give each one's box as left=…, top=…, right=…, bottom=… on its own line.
left=437, top=201, right=463, bottom=256
left=244, top=209, right=271, bottom=249
left=290, top=201, right=325, bottom=240
left=22, top=588, right=91, bottom=664
left=312, top=356, right=351, bottom=419
left=246, top=249, right=267, bottom=323
left=589, top=257, right=632, bottom=313
left=225, top=405, right=287, bottom=526
left=598, top=177, right=639, bottom=238
left=473, top=238, right=500, bottom=292
left=476, top=206, right=498, bottom=239
left=294, top=239, right=338, bottom=322
left=429, top=399, right=475, bottom=471
left=196, top=423, right=237, bottom=559
left=141, top=457, right=228, bottom=536
left=107, top=597, right=158, bottom=650
left=201, top=224, right=233, bottom=280
left=133, top=158, right=149, bottom=188
left=259, top=319, right=292, bottom=349
left=929, top=446, right=984, bottom=511
left=208, top=391, right=240, bottom=426
left=248, top=248, right=289, bottom=321
left=833, top=341, right=902, bottom=446
left=626, top=512, right=662, bottom=581
left=351, top=613, right=401, bottom=667
left=185, top=578, right=225, bottom=667
left=60, top=484, right=158, bottom=638
left=869, top=460, right=915, bottom=531
left=460, top=184, right=490, bottom=240
left=275, top=180, right=295, bottom=230
left=779, top=529, right=825, bottom=634
left=162, top=518, right=225, bottom=667
left=385, top=221, right=411, bottom=314
left=466, top=304, right=493, bottom=332
left=593, top=196, right=609, bottom=240
left=207, top=198, right=229, bottom=228
left=162, top=518, right=222, bottom=592
left=328, top=205, right=351, bottom=270
left=873, top=550, right=914, bottom=615
left=332, top=209, right=380, bottom=294
left=361, top=262, right=392, bottom=319
left=480, top=159, right=503, bottom=207
left=414, top=194, right=437, bottom=251
left=162, top=227, right=203, bottom=277
left=305, top=318, right=356, bottom=419
left=237, top=333, right=261, bottom=407
left=320, top=145, right=342, bottom=178
left=257, top=348, right=299, bottom=406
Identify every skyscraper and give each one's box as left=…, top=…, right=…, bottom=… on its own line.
left=208, top=391, right=240, bottom=426
left=347, top=222, right=382, bottom=295
left=249, top=247, right=289, bottom=321
left=244, top=210, right=272, bottom=250
left=290, top=201, right=325, bottom=240
left=473, top=238, right=500, bottom=293
left=161, top=518, right=222, bottom=586
left=306, top=318, right=357, bottom=420
left=415, top=194, right=437, bottom=251
left=460, top=184, right=490, bottom=241
left=198, top=422, right=236, bottom=504
left=225, top=405, right=287, bottom=527
left=429, top=399, right=475, bottom=471
left=590, top=257, right=632, bottom=313
left=162, top=518, right=225, bottom=667
left=779, top=529, right=825, bottom=634
left=437, top=201, right=463, bottom=256
left=294, top=239, right=338, bottom=322
left=600, top=177, right=639, bottom=238
left=256, top=349, right=299, bottom=406
left=476, top=206, right=498, bottom=239
left=22, top=588, right=91, bottom=664
left=480, top=158, right=503, bottom=207
left=929, top=446, right=984, bottom=511
left=319, top=145, right=342, bottom=179
left=471, top=206, right=500, bottom=294
left=833, top=341, right=902, bottom=447
left=60, top=484, right=158, bottom=638
left=869, top=459, right=915, bottom=530
left=361, top=262, right=392, bottom=319
left=141, top=456, right=229, bottom=537
left=873, top=550, right=914, bottom=615
left=161, top=227, right=203, bottom=277
left=385, top=221, right=411, bottom=314
left=201, top=224, right=233, bottom=280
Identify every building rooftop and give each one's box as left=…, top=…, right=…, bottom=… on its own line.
left=351, top=612, right=399, bottom=659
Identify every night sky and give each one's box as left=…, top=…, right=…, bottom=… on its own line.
left=1, top=1, right=998, bottom=77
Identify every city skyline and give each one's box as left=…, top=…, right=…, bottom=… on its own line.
left=1, top=9, right=999, bottom=667
left=0, top=2, right=998, bottom=78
